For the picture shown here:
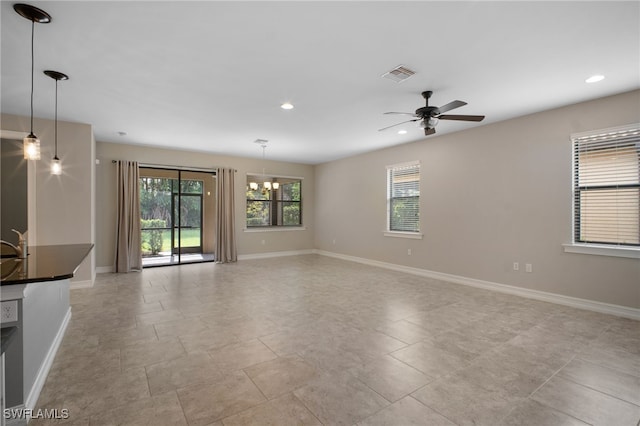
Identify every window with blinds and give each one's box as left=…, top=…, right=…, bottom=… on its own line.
left=573, top=124, right=640, bottom=246
left=387, top=161, right=420, bottom=232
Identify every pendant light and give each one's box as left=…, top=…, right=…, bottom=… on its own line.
left=14, top=3, right=51, bottom=160
left=44, top=70, right=69, bottom=175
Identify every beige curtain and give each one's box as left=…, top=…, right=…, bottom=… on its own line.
left=114, top=160, right=142, bottom=272
left=215, top=168, right=237, bottom=263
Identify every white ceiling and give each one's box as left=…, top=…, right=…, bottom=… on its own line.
left=1, top=1, right=638, bottom=164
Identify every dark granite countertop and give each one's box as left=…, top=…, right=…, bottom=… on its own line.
left=0, top=244, right=93, bottom=285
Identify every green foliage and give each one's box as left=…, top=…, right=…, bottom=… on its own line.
left=247, top=200, right=270, bottom=226
left=245, top=180, right=301, bottom=227
left=282, top=181, right=301, bottom=225
left=282, top=202, right=300, bottom=225
left=139, top=177, right=202, bottom=227
left=282, top=181, right=300, bottom=201
left=180, top=180, right=203, bottom=194
left=246, top=182, right=271, bottom=226
left=139, top=177, right=204, bottom=255
left=390, top=198, right=419, bottom=232
left=171, top=228, right=201, bottom=250
left=141, top=219, right=166, bottom=255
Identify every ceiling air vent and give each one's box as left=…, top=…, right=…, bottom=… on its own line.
left=382, top=65, right=416, bottom=83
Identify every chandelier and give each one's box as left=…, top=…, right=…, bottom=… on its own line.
left=249, top=139, right=279, bottom=191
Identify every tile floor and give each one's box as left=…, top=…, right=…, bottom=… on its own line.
left=141, top=253, right=215, bottom=267
left=32, top=255, right=639, bottom=425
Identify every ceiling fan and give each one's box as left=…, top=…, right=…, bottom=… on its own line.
left=379, top=90, right=485, bottom=136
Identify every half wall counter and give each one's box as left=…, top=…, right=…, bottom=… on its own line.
left=0, top=244, right=93, bottom=423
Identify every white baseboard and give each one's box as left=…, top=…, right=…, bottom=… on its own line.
left=314, top=250, right=640, bottom=321
left=238, top=249, right=315, bottom=261
left=95, top=266, right=114, bottom=274
left=24, top=307, right=71, bottom=412
left=70, top=279, right=93, bottom=290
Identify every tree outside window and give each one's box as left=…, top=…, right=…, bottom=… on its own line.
left=246, top=175, right=302, bottom=227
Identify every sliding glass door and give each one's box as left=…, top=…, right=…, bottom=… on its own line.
left=172, top=182, right=203, bottom=255
left=139, top=167, right=215, bottom=267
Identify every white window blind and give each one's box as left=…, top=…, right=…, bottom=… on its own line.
left=572, top=124, right=640, bottom=246
left=387, top=161, right=420, bottom=232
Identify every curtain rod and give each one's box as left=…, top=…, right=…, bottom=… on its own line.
left=111, top=160, right=236, bottom=172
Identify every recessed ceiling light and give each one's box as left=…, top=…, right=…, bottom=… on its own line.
left=585, top=75, right=605, bottom=83
left=280, top=102, right=294, bottom=110
left=398, top=130, right=407, bottom=135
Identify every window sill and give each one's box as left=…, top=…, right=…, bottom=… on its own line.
left=244, top=226, right=306, bottom=233
left=563, top=243, right=640, bottom=259
left=383, top=231, right=423, bottom=240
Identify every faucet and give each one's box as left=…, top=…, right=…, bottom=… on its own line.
left=12, top=229, right=27, bottom=258
left=0, top=240, right=23, bottom=258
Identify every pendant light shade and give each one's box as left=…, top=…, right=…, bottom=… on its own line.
left=44, top=70, right=69, bottom=175
left=23, top=133, right=41, bottom=160
left=14, top=3, right=51, bottom=161
left=51, top=158, right=62, bottom=175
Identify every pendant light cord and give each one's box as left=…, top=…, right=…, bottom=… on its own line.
left=29, top=20, right=35, bottom=134
left=54, top=79, right=58, bottom=157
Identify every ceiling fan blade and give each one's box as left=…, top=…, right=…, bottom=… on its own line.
left=424, top=128, right=436, bottom=136
left=383, top=112, right=418, bottom=116
left=378, top=119, right=420, bottom=132
left=438, top=114, right=485, bottom=122
left=436, top=100, right=467, bottom=114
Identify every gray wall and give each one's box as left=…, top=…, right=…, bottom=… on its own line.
left=2, top=279, right=70, bottom=409
left=3, top=91, right=638, bottom=310
left=22, top=279, right=70, bottom=406
left=314, top=90, right=640, bottom=309
left=95, top=142, right=315, bottom=269
left=0, top=114, right=96, bottom=284
left=1, top=138, right=27, bottom=245
left=3, top=298, right=23, bottom=408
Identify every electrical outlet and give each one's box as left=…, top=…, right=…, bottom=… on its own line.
left=1, top=301, right=18, bottom=323
left=513, top=262, right=519, bottom=271
left=407, top=249, right=412, bottom=256
left=525, top=263, right=533, bottom=273
left=261, top=239, right=265, bottom=245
